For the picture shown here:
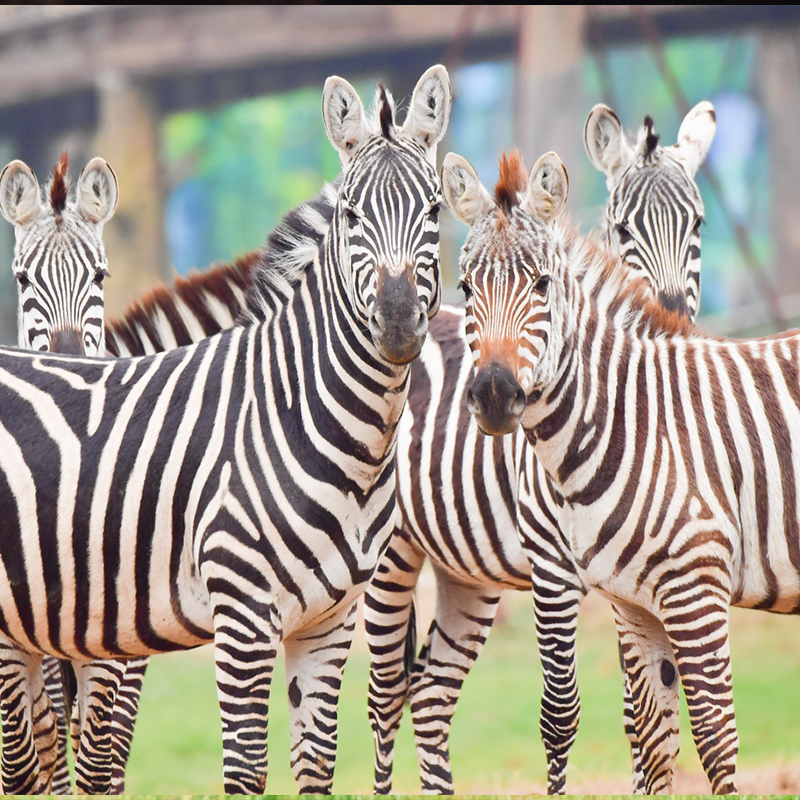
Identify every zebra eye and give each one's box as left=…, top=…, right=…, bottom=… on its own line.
left=615, top=223, right=632, bottom=244
left=693, top=216, right=704, bottom=233
left=94, top=266, right=110, bottom=286
left=428, top=201, right=440, bottom=220
left=458, top=279, right=472, bottom=299
left=534, top=275, right=550, bottom=295
left=16, top=272, right=30, bottom=288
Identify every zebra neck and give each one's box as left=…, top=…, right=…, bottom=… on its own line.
left=271, top=231, right=411, bottom=484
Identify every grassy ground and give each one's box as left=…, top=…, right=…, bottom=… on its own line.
left=123, top=577, right=800, bottom=794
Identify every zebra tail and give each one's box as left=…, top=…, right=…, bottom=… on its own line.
left=403, top=597, right=417, bottom=705
left=59, top=659, right=77, bottom=719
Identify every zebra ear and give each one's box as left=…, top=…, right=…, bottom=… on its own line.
left=668, top=100, right=716, bottom=178
left=584, top=104, right=634, bottom=189
left=441, top=153, right=494, bottom=226
left=526, top=152, right=569, bottom=223
left=75, top=158, right=118, bottom=224
left=322, top=76, right=369, bottom=166
left=0, top=160, right=44, bottom=226
left=403, top=64, right=452, bottom=158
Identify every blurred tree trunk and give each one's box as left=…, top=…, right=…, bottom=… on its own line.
left=94, top=73, right=167, bottom=318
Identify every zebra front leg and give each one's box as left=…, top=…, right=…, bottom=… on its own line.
left=40, top=658, right=72, bottom=794
left=408, top=572, right=504, bottom=794
left=659, top=585, right=737, bottom=794
left=0, top=646, right=51, bottom=795
left=364, top=531, right=426, bottom=794
left=109, top=655, right=149, bottom=794
left=530, top=571, right=585, bottom=795
left=284, top=601, right=359, bottom=794
left=72, top=660, right=126, bottom=795
left=612, top=602, right=680, bottom=795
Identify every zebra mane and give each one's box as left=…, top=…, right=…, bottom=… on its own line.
left=558, top=224, right=697, bottom=339
left=49, top=151, right=70, bottom=214
left=105, top=253, right=261, bottom=356
left=243, top=179, right=338, bottom=322
left=494, top=151, right=527, bottom=216
left=635, top=116, right=661, bottom=165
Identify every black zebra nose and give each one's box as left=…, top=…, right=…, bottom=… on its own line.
left=657, top=291, right=690, bottom=318
left=49, top=328, right=85, bottom=355
left=467, top=363, right=526, bottom=436
left=370, top=266, right=428, bottom=364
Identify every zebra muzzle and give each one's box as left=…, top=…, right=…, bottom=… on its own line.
left=370, top=267, right=428, bottom=365
left=467, top=363, right=526, bottom=436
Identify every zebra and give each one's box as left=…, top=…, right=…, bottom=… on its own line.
left=451, top=146, right=800, bottom=796
left=365, top=102, right=716, bottom=795
left=0, top=64, right=451, bottom=795
left=0, top=152, right=122, bottom=794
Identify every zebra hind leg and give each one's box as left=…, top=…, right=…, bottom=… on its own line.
left=72, top=660, right=126, bottom=795
left=408, top=573, right=504, bottom=794
left=364, top=531, right=426, bottom=794
left=612, top=602, right=681, bottom=795
left=659, top=584, right=737, bottom=794
left=109, top=655, right=149, bottom=794
left=284, top=601, right=359, bottom=795
left=40, top=657, right=72, bottom=794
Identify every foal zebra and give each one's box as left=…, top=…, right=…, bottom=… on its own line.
left=457, top=147, right=800, bottom=795
left=365, top=102, right=715, bottom=795
left=0, top=65, right=451, bottom=795
left=0, top=153, right=119, bottom=794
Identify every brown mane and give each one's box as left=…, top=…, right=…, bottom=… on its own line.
left=105, top=251, right=261, bottom=357
left=494, top=150, right=527, bottom=216
left=560, top=226, right=698, bottom=340
left=378, top=84, right=394, bottom=142
left=49, top=151, right=69, bottom=214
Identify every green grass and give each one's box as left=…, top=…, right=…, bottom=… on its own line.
left=122, top=587, right=800, bottom=794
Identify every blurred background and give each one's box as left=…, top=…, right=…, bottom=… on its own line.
left=1, top=4, right=800, bottom=793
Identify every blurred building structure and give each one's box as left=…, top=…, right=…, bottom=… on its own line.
left=0, top=5, right=798, bottom=338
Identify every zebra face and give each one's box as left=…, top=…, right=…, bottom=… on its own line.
left=443, top=151, right=568, bottom=436
left=585, top=101, right=715, bottom=322
left=0, top=155, right=118, bottom=356
left=323, top=66, right=451, bottom=365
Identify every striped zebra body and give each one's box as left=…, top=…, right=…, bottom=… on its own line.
left=0, top=153, right=128, bottom=795
left=0, top=65, right=451, bottom=795
left=366, top=103, right=715, bottom=795
left=454, top=148, right=799, bottom=795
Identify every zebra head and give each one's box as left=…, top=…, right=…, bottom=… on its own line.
left=0, top=153, right=118, bottom=356
left=443, top=151, right=568, bottom=436
left=322, top=65, right=451, bottom=364
left=584, top=101, right=716, bottom=320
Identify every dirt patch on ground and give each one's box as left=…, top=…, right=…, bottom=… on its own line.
left=475, top=763, right=800, bottom=794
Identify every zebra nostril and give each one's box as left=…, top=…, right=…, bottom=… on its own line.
left=509, top=387, right=526, bottom=418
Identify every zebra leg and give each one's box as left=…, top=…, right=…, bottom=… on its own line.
left=612, top=602, right=680, bottom=795
left=660, top=590, right=737, bottom=794
left=617, top=641, right=646, bottom=793
left=364, top=530, right=426, bottom=794
left=72, top=660, right=126, bottom=795
left=40, top=657, right=72, bottom=795
left=408, top=571, right=504, bottom=794
left=284, top=600, right=358, bottom=795
left=0, top=646, right=48, bottom=794
left=530, top=570, right=585, bottom=795
left=109, top=656, right=149, bottom=794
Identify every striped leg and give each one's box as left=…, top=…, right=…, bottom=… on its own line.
left=617, top=643, right=646, bottom=793
left=365, top=531, right=426, bottom=794
left=408, top=573, right=504, bottom=794
left=530, top=573, right=584, bottom=795
left=0, top=646, right=55, bottom=795
left=109, top=656, right=149, bottom=794
left=612, top=603, right=680, bottom=795
left=72, top=660, right=126, bottom=795
left=660, top=584, right=737, bottom=794
left=40, top=657, right=72, bottom=795
left=284, top=601, right=358, bottom=794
